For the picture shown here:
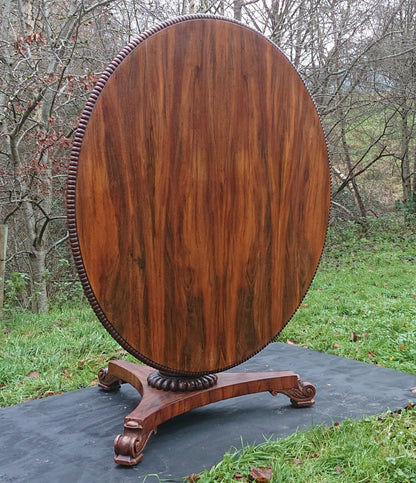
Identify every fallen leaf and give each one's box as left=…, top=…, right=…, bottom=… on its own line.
left=410, top=387, right=416, bottom=394
left=286, top=339, right=298, bottom=346
left=44, top=390, right=55, bottom=397
left=186, top=473, right=200, bottom=482
left=293, top=458, right=302, bottom=465
left=27, top=371, right=40, bottom=379
left=249, top=466, right=273, bottom=482
left=335, top=466, right=344, bottom=474
left=234, top=473, right=249, bottom=482
left=350, top=331, right=358, bottom=342
left=399, top=345, right=406, bottom=350
left=333, top=343, right=340, bottom=349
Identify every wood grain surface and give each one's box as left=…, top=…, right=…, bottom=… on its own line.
left=70, top=17, right=330, bottom=375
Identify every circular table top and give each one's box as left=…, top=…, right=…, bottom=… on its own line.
left=67, top=15, right=330, bottom=376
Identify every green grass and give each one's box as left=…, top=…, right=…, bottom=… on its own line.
left=0, top=306, right=136, bottom=406
left=198, top=407, right=416, bottom=482
left=278, top=217, right=416, bottom=374
left=196, top=215, right=416, bottom=482
left=1, top=214, right=416, bottom=481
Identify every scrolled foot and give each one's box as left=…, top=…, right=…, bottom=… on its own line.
left=278, top=379, right=316, bottom=407
left=114, top=421, right=156, bottom=466
left=98, top=367, right=122, bottom=392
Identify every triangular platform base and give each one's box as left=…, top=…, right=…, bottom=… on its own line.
left=98, top=360, right=316, bottom=466
left=99, top=361, right=316, bottom=466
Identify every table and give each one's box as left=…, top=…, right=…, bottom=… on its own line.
left=67, top=14, right=331, bottom=465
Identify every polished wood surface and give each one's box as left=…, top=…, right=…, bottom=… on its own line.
left=70, top=17, right=330, bottom=375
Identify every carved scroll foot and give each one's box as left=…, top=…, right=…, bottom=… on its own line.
left=97, top=367, right=122, bottom=392
left=277, top=378, right=316, bottom=407
left=113, top=422, right=156, bottom=466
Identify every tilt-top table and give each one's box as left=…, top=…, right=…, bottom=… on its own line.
left=67, top=14, right=330, bottom=465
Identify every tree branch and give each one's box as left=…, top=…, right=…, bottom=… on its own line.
left=46, top=232, right=69, bottom=255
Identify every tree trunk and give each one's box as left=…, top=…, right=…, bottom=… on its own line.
left=30, top=247, right=48, bottom=313
left=234, top=0, right=242, bottom=20
left=0, top=225, right=7, bottom=318
left=339, top=114, right=368, bottom=226
left=413, top=149, right=416, bottom=203
left=400, top=107, right=413, bottom=210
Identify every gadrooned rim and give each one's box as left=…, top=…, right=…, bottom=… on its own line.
left=66, top=13, right=331, bottom=377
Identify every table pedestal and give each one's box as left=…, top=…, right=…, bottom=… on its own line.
left=98, top=360, right=316, bottom=466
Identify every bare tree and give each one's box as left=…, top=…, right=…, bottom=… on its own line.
left=0, top=0, right=123, bottom=311
left=371, top=0, right=416, bottom=213
left=0, top=0, right=237, bottom=311
left=2, top=0, right=416, bottom=311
